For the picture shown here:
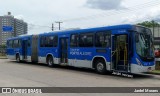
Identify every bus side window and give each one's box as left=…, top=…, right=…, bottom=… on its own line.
left=46, top=36, right=58, bottom=47
left=96, top=32, right=104, bottom=47
left=40, top=36, right=45, bottom=47
left=79, top=33, right=94, bottom=47
left=70, top=34, right=79, bottom=47
left=12, top=40, right=15, bottom=48
left=13, top=40, right=15, bottom=48
left=53, top=36, right=58, bottom=47
left=8, top=40, right=12, bottom=48
left=11, top=41, right=13, bottom=48
left=13, top=40, right=19, bottom=48
left=28, top=38, right=31, bottom=47
left=96, top=31, right=111, bottom=47
left=18, top=40, right=21, bottom=48
left=10, top=40, right=13, bottom=48
left=48, top=36, right=54, bottom=47
left=45, top=36, right=50, bottom=47
left=105, top=33, right=111, bottom=47
left=16, top=40, right=19, bottom=48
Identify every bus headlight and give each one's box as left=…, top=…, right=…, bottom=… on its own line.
left=147, top=67, right=152, bottom=71
left=136, top=58, right=142, bottom=66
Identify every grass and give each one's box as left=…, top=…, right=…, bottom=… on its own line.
left=0, top=53, right=7, bottom=59
left=0, top=56, right=7, bottom=59
left=151, top=70, right=160, bottom=74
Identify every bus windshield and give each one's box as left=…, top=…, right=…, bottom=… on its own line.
left=135, top=27, right=154, bottom=60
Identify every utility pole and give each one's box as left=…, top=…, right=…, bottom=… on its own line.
left=158, top=24, right=160, bottom=37
left=52, top=23, right=54, bottom=31
left=55, top=21, right=63, bottom=30
left=159, top=24, right=160, bottom=48
left=152, top=20, right=155, bottom=38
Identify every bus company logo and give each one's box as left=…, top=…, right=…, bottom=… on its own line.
left=2, top=88, right=11, bottom=93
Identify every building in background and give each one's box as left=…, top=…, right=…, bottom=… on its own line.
left=14, top=18, right=28, bottom=36
left=0, top=12, right=28, bottom=45
left=150, top=27, right=160, bottom=38
left=151, top=27, right=160, bottom=70
left=150, top=27, right=160, bottom=49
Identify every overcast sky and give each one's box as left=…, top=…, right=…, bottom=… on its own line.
left=0, top=0, right=160, bottom=34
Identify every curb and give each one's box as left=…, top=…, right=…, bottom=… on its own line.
left=0, top=57, right=7, bottom=59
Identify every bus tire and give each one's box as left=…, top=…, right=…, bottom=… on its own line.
left=47, top=56, right=54, bottom=67
left=16, top=54, right=21, bottom=63
left=95, top=60, right=106, bottom=74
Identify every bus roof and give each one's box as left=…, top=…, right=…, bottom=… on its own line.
left=7, top=24, right=136, bottom=40
left=7, top=35, right=32, bottom=41
left=39, top=24, right=134, bottom=35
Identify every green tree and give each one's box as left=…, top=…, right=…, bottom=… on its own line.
left=0, top=44, right=6, bottom=55
left=137, top=21, right=160, bottom=27
left=0, top=44, right=6, bottom=48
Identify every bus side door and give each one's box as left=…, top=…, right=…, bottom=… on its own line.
left=22, top=40, right=28, bottom=59
left=60, top=37, right=69, bottom=64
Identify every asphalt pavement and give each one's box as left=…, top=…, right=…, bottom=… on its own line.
left=0, top=59, right=159, bottom=96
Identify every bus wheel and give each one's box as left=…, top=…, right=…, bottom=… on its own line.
left=47, top=56, right=53, bottom=67
left=95, top=60, right=106, bottom=74
left=16, top=55, right=21, bottom=63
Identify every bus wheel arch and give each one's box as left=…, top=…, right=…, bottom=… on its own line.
left=46, top=54, right=54, bottom=67
left=92, top=57, right=107, bottom=74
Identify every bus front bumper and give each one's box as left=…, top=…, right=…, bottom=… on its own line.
left=131, top=64, right=155, bottom=74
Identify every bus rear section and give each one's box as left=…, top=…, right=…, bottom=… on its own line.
left=6, top=36, right=32, bottom=62
left=7, top=39, right=19, bottom=60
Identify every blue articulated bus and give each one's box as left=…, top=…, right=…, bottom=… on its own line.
left=6, top=24, right=155, bottom=74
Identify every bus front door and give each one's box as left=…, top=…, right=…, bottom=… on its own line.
left=22, top=40, right=28, bottom=60
left=111, top=34, right=130, bottom=72
left=60, top=38, right=68, bottom=64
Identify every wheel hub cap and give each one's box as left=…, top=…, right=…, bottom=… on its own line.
left=97, top=63, right=104, bottom=71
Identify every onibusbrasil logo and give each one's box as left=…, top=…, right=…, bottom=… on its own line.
left=2, top=88, right=42, bottom=94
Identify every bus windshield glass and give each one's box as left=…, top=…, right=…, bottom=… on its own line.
left=135, top=26, right=154, bottom=60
